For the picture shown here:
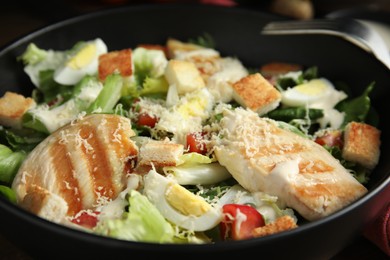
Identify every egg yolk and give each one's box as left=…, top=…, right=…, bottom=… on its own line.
left=294, top=79, right=329, bottom=96
left=177, top=97, right=208, bottom=119
left=67, top=44, right=96, bottom=70
left=165, top=183, right=211, bottom=216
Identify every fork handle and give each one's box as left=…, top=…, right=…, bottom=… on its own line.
left=262, top=19, right=390, bottom=69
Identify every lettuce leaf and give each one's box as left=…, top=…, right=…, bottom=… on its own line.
left=0, top=144, right=26, bottom=185
left=0, top=185, right=17, bottom=203
left=94, top=190, right=175, bottom=243
left=336, top=82, right=374, bottom=128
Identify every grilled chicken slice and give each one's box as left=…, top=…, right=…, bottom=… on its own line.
left=12, top=114, right=138, bottom=223
left=213, top=107, right=368, bottom=221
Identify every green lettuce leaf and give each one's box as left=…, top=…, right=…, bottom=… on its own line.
left=94, top=190, right=175, bottom=243
left=336, top=82, right=374, bottom=128
left=87, top=74, right=123, bottom=114
left=0, top=185, right=17, bottom=203
left=0, top=144, right=26, bottom=185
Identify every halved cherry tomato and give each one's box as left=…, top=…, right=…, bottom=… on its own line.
left=315, top=130, right=343, bottom=149
left=186, top=132, right=207, bottom=155
left=220, top=204, right=265, bottom=240
left=71, top=211, right=100, bottom=229
left=137, top=113, right=158, bottom=128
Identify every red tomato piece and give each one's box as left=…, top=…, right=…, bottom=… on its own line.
left=220, top=204, right=265, bottom=240
left=186, top=132, right=207, bottom=155
left=71, top=211, right=99, bottom=229
left=137, top=113, right=158, bottom=128
left=315, top=130, right=343, bottom=149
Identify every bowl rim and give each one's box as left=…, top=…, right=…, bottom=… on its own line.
left=0, top=2, right=389, bottom=254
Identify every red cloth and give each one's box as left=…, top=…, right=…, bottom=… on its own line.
left=363, top=202, right=390, bottom=256
left=199, top=0, right=237, bottom=6
left=145, top=0, right=236, bottom=5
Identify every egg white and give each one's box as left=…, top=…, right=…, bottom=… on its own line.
left=143, top=169, right=222, bottom=232
left=54, top=38, right=107, bottom=85
left=281, top=78, right=346, bottom=108
left=281, top=78, right=347, bottom=129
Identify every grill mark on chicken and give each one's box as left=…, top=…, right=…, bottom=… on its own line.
left=78, top=123, right=115, bottom=203
left=12, top=114, right=139, bottom=223
left=104, top=116, right=137, bottom=177
left=242, top=143, right=306, bottom=159
left=91, top=116, right=139, bottom=198
left=120, top=139, right=138, bottom=174
left=50, top=139, right=82, bottom=216
left=214, top=108, right=368, bottom=220
left=299, top=159, right=334, bottom=174
left=237, top=120, right=335, bottom=176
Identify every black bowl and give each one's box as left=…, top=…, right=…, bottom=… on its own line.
left=0, top=4, right=389, bottom=259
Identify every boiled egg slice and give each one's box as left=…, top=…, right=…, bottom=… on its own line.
left=157, top=87, right=215, bottom=144
left=281, top=78, right=346, bottom=108
left=176, top=87, right=214, bottom=120
left=143, top=169, right=222, bottom=232
left=54, top=38, right=107, bottom=85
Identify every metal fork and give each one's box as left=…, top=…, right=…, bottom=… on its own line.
left=261, top=18, right=390, bottom=69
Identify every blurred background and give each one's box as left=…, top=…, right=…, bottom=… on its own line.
left=1, top=0, right=390, bottom=47
left=0, top=0, right=389, bottom=259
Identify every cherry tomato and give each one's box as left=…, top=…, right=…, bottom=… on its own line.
left=137, top=113, right=158, bottom=128
left=220, top=204, right=265, bottom=240
left=315, top=130, right=343, bottom=149
left=186, top=132, right=207, bottom=155
left=71, top=211, right=99, bottom=229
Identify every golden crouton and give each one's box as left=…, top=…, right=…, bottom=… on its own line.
left=167, top=38, right=222, bottom=82
left=232, top=73, right=282, bottom=115
left=137, top=139, right=184, bottom=168
left=342, top=121, right=381, bottom=169
left=252, top=215, right=298, bottom=238
left=164, top=59, right=205, bottom=95
left=0, top=91, right=36, bottom=129
left=98, top=48, right=132, bottom=81
left=166, top=38, right=204, bottom=59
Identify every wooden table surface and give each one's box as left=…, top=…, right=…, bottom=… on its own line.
left=0, top=1, right=389, bottom=259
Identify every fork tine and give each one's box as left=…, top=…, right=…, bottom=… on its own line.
left=262, top=19, right=340, bottom=32
left=260, top=18, right=390, bottom=69
left=261, top=19, right=355, bottom=35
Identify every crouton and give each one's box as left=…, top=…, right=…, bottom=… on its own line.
left=252, top=215, right=298, bottom=238
left=0, top=91, right=36, bottom=129
left=260, top=62, right=302, bottom=79
left=232, top=73, right=282, bottom=115
left=342, top=121, right=381, bottom=169
left=164, top=59, right=205, bottom=95
left=182, top=54, right=221, bottom=83
left=21, top=185, right=68, bottom=224
left=137, top=139, right=184, bottom=168
left=206, top=57, right=248, bottom=103
left=98, top=48, right=132, bottom=81
left=166, top=38, right=204, bottom=59
left=166, top=38, right=221, bottom=82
